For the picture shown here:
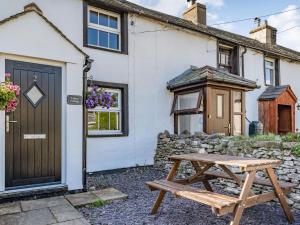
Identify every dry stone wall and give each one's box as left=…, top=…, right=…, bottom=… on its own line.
left=154, top=131, right=300, bottom=210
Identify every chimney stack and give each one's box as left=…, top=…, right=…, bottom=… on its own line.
left=183, top=0, right=207, bottom=26
left=250, top=20, right=277, bottom=45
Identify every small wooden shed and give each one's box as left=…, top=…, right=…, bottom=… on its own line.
left=258, top=85, right=297, bottom=134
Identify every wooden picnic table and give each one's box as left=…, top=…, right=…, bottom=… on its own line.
left=146, top=153, right=297, bottom=225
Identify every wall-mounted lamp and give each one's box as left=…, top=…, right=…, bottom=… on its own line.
left=297, top=104, right=300, bottom=111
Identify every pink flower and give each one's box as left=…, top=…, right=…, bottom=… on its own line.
left=5, top=73, right=11, bottom=78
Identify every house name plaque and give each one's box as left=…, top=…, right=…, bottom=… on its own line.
left=67, top=95, right=83, bottom=105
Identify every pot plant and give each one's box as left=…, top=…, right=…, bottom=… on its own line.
left=85, top=85, right=115, bottom=109
left=0, top=73, right=20, bottom=112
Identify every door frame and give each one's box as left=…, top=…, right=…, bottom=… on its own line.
left=0, top=53, right=67, bottom=192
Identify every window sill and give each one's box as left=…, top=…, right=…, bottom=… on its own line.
left=87, top=133, right=128, bottom=138
left=84, top=44, right=128, bottom=55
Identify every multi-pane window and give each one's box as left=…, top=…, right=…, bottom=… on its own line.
left=218, top=43, right=239, bottom=75
left=219, top=48, right=232, bottom=73
left=265, top=58, right=275, bottom=86
left=233, top=91, right=243, bottom=136
left=172, top=90, right=204, bottom=135
left=88, top=87, right=122, bottom=136
left=88, top=7, right=121, bottom=51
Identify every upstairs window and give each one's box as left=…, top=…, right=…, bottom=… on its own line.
left=264, top=57, right=280, bottom=86
left=88, top=7, right=121, bottom=51
left=218, top=43, right=239, bottom=75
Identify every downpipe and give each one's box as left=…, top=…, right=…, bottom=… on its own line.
left=82, top=56, right=93, bottom=192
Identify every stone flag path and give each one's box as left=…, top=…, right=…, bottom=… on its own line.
left=0, top=188, right=127, bottom=225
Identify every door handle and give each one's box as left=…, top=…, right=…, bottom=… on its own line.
left=6, top=115, right=18, bottom=133
left=224, top=123, right=231, bottom=135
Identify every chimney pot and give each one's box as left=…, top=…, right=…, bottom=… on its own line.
left=183, top=1, right=207, bottom=25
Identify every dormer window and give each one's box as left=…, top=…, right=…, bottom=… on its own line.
left=88, top=7, right=121, bottom=51
left=218, top=42, right=239, bottom=75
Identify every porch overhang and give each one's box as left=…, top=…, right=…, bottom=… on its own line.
left=167, top=65, right=259, bottom=92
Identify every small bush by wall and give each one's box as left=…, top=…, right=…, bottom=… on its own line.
left=154, top=131, right=300, bottom=210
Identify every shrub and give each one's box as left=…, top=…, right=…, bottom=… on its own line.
left=291, top=145, right=300, bottom=157
left=89, top=199, right=107, bottom=208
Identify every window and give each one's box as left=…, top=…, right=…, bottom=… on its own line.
left=87, top=82, right=128, bottom=137
left=218, top=43, right=239, bottom=75
left=233, top=91, right=243, bottom=136
left=265, top=58, right=275, bottom=86
left=87, top=7, right=121, bottom=51
left=172, top=90, right=204, bottom=135
left=216, top=95, right=224, bottom=118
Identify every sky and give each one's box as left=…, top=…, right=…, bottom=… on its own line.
left=128, top=0, right=300, bottom=51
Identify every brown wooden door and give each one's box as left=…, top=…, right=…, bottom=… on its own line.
left=5, top=60, right=62, bottom=189
left=278, top=105, right=292, bottom=134
left=210, top=89, right=231, bottom=135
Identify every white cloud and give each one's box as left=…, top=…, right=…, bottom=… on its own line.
left=268, top=5, right=300, bottom=51
left=129, top=0, right=224, bottom=16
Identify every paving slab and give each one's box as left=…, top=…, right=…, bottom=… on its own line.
left=65, top=192, right=98, bottom=207
left=21, top=196, right=69, bottom=211
left=53, top=218, right=90, bottom=225
left=0, top=208, right=57, bottom=225
left=50, top=202, right=82, bottom=222
left=93, top=188, right=128, bottom=201
left=0, top=202, right=21, bottom=216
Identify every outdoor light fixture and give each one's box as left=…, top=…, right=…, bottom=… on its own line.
left=297, top=104, right=300, bottom=111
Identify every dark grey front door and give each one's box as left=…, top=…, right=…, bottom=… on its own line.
left=5, top=60, right=62, bottom=189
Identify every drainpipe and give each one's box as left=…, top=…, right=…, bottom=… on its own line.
left=82, top=56, right=93, bottom=192
left=241, top=46, right=247, bottom=78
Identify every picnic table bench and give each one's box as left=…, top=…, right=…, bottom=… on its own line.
left=146, top=153, right=297, bottom=225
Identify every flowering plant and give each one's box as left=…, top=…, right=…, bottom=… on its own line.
left=0, top=73, right=20, bottom=112
left=85, top=86, right=116, bottom=109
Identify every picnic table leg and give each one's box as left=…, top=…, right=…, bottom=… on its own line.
left=151, top=160, right=180, bottom=214
left=266, top=167, right=294, bottom=223
left=230, top=170, right=256, bottom=225
left=191, top=161, right=213, bottom=191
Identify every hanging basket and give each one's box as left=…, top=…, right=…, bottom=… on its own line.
left=0, top=73, right=20, bottom=113
left=85, top=85, right=116, bottom=109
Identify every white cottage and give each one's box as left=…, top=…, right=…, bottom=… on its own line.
left=0, top=0, right=300, bottom=195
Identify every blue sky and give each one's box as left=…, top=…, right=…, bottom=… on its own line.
left=129, top=0, right=300, bottom=50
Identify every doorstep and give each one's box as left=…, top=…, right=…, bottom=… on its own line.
left=0, top=184, right=68, bottom=203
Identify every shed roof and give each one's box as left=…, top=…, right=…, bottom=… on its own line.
left=92, top=0, right=300, bottom=62
left=167, top=65, right=258, bottom=90
left=258, top=85, right=297, bottom=101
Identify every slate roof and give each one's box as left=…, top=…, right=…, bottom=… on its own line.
left=167, top=66, right=258, bottom=90
left=258, top=85, right=292, bottom=100
left=93, top=0, right=300, bottom=62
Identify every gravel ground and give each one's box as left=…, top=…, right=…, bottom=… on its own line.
left=79, top=167, right=300, bottom=225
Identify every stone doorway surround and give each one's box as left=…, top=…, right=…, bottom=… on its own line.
left=0, top=188, right=127, bottom=225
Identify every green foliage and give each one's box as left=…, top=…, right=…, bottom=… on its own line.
left=281, top=133, right=300, bottom=142
left=89, top=199, right=107, bottom=208
left=291, top=145, right=300, bottom=157
left=0, top=84, right=15, bottom=110
left=250, top=134, right=278, bottom=141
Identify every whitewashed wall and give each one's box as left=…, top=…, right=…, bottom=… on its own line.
left=242, top=49, right=265, bottom=133
left=0, top=6, right=85, bottom=191
left=86, top=16, right=218, bottom=171
left=1, top=0, right=300, bottom=176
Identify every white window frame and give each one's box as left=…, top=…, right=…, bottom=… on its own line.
left=265, top=58, right=275, bottom=86
left=88, top=6, right=121, bottom=51
left=88, top=88, right=122, bottom=135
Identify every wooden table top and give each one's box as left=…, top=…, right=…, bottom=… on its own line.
left=169, top=153, right=281, bottom=171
